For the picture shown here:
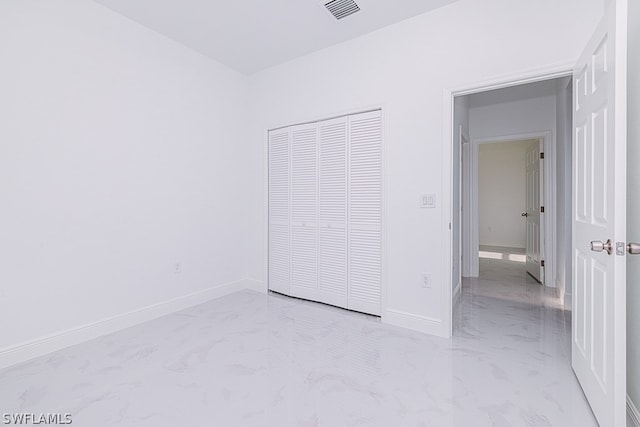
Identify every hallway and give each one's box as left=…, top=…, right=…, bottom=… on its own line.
left=454, top=246, right=596, bottom=425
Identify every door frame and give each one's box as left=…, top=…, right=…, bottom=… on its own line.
left=453, top=125, right=470, bottom=303
left=467, top=131, right=552, bottom=286
left=441, top=63, right=572, bottom=337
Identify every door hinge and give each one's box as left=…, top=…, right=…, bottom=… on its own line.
left=540, top=206, right=545, bottom=213
left=540, top=152, right=545, bottom=159
left=541, top=260, right=545, bottom=267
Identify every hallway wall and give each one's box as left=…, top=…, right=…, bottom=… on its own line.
left=477, top=140, right=534, bottom=248
left=555, top=77, right=573, bottom=304
left=453, top=96, right=469, bottom=292
left=468, top=84, right=557, bottom=142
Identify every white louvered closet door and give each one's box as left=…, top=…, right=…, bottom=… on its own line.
left=318, top=117, right=348, bottom=309
left=290, top=123, right=319, bottom=301
left=268, top=128, right=290, bottom=295
left=348, top=111, right=382, bottom=315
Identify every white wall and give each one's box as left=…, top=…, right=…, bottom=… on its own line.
left=555, top=77, right=573, bottom=303
left=248, top=0, right=604, bottom=334
left=477, top=140, right=534, bottom=248
left=627, top=0, right=640, bottom=415
left=0, top=1, right=250, bottom=352
left=469, top=92, right=557, bottom=141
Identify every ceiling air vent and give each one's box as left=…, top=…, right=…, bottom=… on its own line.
left=324, top=0, right=361, bottom=20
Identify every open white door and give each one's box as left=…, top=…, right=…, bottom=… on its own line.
left=572, top=1, right=627, bottom=425
left=525, top=140, right=543, bottom=283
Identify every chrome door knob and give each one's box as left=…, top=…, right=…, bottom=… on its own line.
left=591, top=239, right=613, bottom=255
left=628, top=243, right=640, bottom=255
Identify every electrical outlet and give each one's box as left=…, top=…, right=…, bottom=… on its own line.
left=421, top=273, right=431, bottom=288
left=174, top=262, right=181, bottom=274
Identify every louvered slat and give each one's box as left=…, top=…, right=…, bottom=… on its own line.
left=349, top=229, right=381, bottom=313
left=348, top=111, right=382, bottom=315
left=291, top=225, right=318, bottom=300
left=268, top=129, right=290, bottom=294
left=269, top=224, right=289, bottom=294
left=291, top=125, right=318, bottom=225
left=320, top=119, right=347, bottom=225
left=319, top=227, right=347, bottom=307
left=318, top=117, right=348, bottom=308
left=290, top=123, right=318, bottom=300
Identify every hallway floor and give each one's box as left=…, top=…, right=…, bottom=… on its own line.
left=0, top=255, right=598, bottom=426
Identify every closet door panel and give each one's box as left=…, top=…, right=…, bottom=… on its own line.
left=348, top=111, right=382, bottom=315
left=290, top=124, right=318, bottom=300
left=318, top=117, right=348, bottom=308
left=349, top=228, right=382, bottom=313
left=268, top=129, right=290, bottom=294
left=291, top=225, right=317, bottom=300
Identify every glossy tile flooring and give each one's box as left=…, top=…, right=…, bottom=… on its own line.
left=0, top=254, right=599, bottom=426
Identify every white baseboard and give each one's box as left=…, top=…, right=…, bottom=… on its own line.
left=629, top=395, right=640, bottom=427
left=542, top=285, right=562, bottom=298
left=383, top=309, right=444, bottom=337
left=453, top=282, right=462, bottom=304
left=0, top=278, right=256, bottom=371
left=563, top=292, right=572, bottom=310
left=243, top=278, right=266, bottom=293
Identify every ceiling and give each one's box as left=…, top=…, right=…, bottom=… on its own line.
left=93, top=0, right=460, bottom=75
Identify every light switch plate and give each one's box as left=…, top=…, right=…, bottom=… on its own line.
left=421, top=194, right=436, bottom=208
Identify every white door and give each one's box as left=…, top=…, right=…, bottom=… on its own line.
left=318, top=117, right=348, bottom=308
left=525, top=140, right=543, bottom=283
left=268, top=128, right=291, bottom=295
left=572, top=1, right=627, bottom=425
left=290, top=123, right=319, bottom=301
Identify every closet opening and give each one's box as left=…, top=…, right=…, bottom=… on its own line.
left=267, top=109, right=385, bottom=317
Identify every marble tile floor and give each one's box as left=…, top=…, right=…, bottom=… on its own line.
left=0, top=257, right=599, bottom=426
left=469, top=246, right=565, bottom=309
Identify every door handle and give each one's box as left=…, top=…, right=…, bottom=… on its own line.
left=628, top=243, right=640, bottom=255
left=521, top=212, right=528, bottom=217
left=591, top=239, right=613, bottom=255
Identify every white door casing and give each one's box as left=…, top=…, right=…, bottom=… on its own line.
left=461, top=133, right=472, bottom=279
left=525, top=140, right=543, bottom=283
left=572, top=1, right=627, bottom=425
left=453, top=125, right=466, bottom=296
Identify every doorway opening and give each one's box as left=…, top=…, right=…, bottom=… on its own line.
left=477, top=138, right=543, bottom=282
left=451, top=76, right=574, bottom=311
left=444, top=6, right=627, bottom=424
